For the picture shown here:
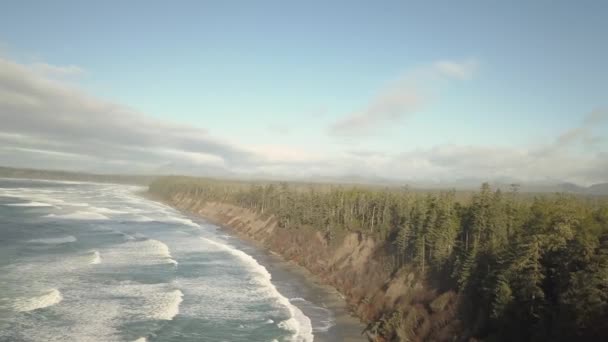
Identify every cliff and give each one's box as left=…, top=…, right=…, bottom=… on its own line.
left=158, top=191, right=461, bottom=342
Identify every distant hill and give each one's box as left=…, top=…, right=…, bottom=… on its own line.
left=517, top=182, right=608, bottom=196
left=587, top=183, right=608, bottom=195
left=1, top=165, right=607, bottom=195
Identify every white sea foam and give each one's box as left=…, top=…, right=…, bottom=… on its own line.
left=90, top=250, right=101, bottom=264
left=112, top=283, right=184, bottom=321
left=63, top=202, right=90, bottom=207
left=0, top=182, right=188, bottom=341
left=13, top=289, right=63, bottom=312
left=45, top=211, right=109, bottom=220
left=150, top=289, right=183, bottom=320
left=4, top=201, right=53, bottom=207
left=146, top=239, right=179, bottom=265
left=200, top=237, right=314, bottom=342
left=290, top=298, right=335, bottom=333
left=90, top=206, right=127, bottom=214
left=104, top=238, right=178, bottom=266
left=28, top=235, right=77, bottom=244
left=0, top=192, right=66, bottom=205
left=163, top=216, right=200, bottom=227
left=132, top=215, right=154, bottom=222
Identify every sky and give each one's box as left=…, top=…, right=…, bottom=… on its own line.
left=0, top=0, right=607, bottom=185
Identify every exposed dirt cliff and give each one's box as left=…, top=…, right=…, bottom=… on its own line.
left=161, top=192, right=461, bottom=341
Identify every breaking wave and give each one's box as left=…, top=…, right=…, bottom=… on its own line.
left=104, top=238, right=178, bottom=266
left=4, top=201, right=53, bottom=207
left=90, top=206, right=127, bottom=215
left=200, top=237, right=313, bottom=342
left=13, top=289, right=63, bottom=312
left=28, top=235, right=77, bottom=244
left=45, top=211, right=109, bottom=220
left=90, top=250, right=101, bottom=264
left=150, top=289, right=183, bottom=320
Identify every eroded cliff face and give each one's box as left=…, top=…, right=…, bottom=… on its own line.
left=163, top=192, right=461, bottom=342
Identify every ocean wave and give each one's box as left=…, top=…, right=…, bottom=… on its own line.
left=4, top=201, right=53, bottom=207
left=104, top=238, right=178, bottom=266
left=163, top=216, right=200, bottom=228
left=146, top=239, right=179, bottom=265
left=28, top=235, right=77, bottom=244
left=132, top=338, right=147, bottom=342
left=13, top=289, right=63, bottom=312
left=200, top=237, right=313, bottom=342
left=45, top=211, right=109, bottom=220
left=0, top=192, right=66, bottom=205
left=112, top=283, right=184, bottom=321
left=63, top=202, right=90, bottom=207
left=90, top=250, right=101, bottom=264
left=90, top=206, right=127, bottom=214
left=132, top=215, right=154, bottom=222
left=150, top=289, right=183, bottom=320
left=289, top=298, right=335, bottom=333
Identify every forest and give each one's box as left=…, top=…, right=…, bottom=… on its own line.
left=150, top=176, right=608, bottom=341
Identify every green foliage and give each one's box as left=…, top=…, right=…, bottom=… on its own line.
left=150, top=176, right=608, bottom=341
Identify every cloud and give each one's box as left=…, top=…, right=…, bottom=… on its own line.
left=366, top=142, right=606, bottom=186
left=538, top=108, right=608, bottom=156
left=267, top=124, right=291, bottom=135
left=329, top=84, right=422, bottom=136
left=0, top=57, right=259, bottom=175
left=390, top=110, right=607, bottom=185
left=0, top=56, right=605, bottom=185
left=328, top=59, right=477, bottom=136
left=583, top=107, right=608, bottom=125
left=434, top=59, right=477, bottom=80
left=29, top=63, right=84, bottom=77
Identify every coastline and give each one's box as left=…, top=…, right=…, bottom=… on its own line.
left=142, top=191, right=368, bottom=342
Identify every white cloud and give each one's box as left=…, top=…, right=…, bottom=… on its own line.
left=328, top=85, right=422, bottom=136
left=328, top=59, right=477, bottom=136
left=0, top=56, right=605, bottom=185
left=434, top=59, right=477, bottom=80
left=29, top=62, right=84, bottom=77
left=583, top=107, right=608, bottom=125
left=0, top=57, right=258, bottom=174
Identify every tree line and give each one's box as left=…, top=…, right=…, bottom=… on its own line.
left=150, top=176, right=608, bottom=341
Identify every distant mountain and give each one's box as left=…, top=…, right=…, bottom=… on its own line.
left=2, top=164, right=607, bottom=196
left=587, top=183, right=608, bottom=195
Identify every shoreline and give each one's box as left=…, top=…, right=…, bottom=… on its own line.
left=142, top=191, right=368, bottom=342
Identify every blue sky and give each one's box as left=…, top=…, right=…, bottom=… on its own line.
left=0, top=1, right=606, bottom=184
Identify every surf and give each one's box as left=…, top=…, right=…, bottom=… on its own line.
left=13, top=289, right=63, bottom=312
left=45, top=211, right=109, bottom=220
left=4, top=201, right=53, bottom=207
left=90, top=250, right=102, bottom=264
left=200, top=237, right=314, bottom=342
left=28, top=235, right=77, bottom=244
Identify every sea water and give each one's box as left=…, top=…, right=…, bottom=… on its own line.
left=0, top=178, right=334, bottom=342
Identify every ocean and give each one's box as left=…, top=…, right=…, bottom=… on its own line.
left=0, top=178, right=338, bottom=342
